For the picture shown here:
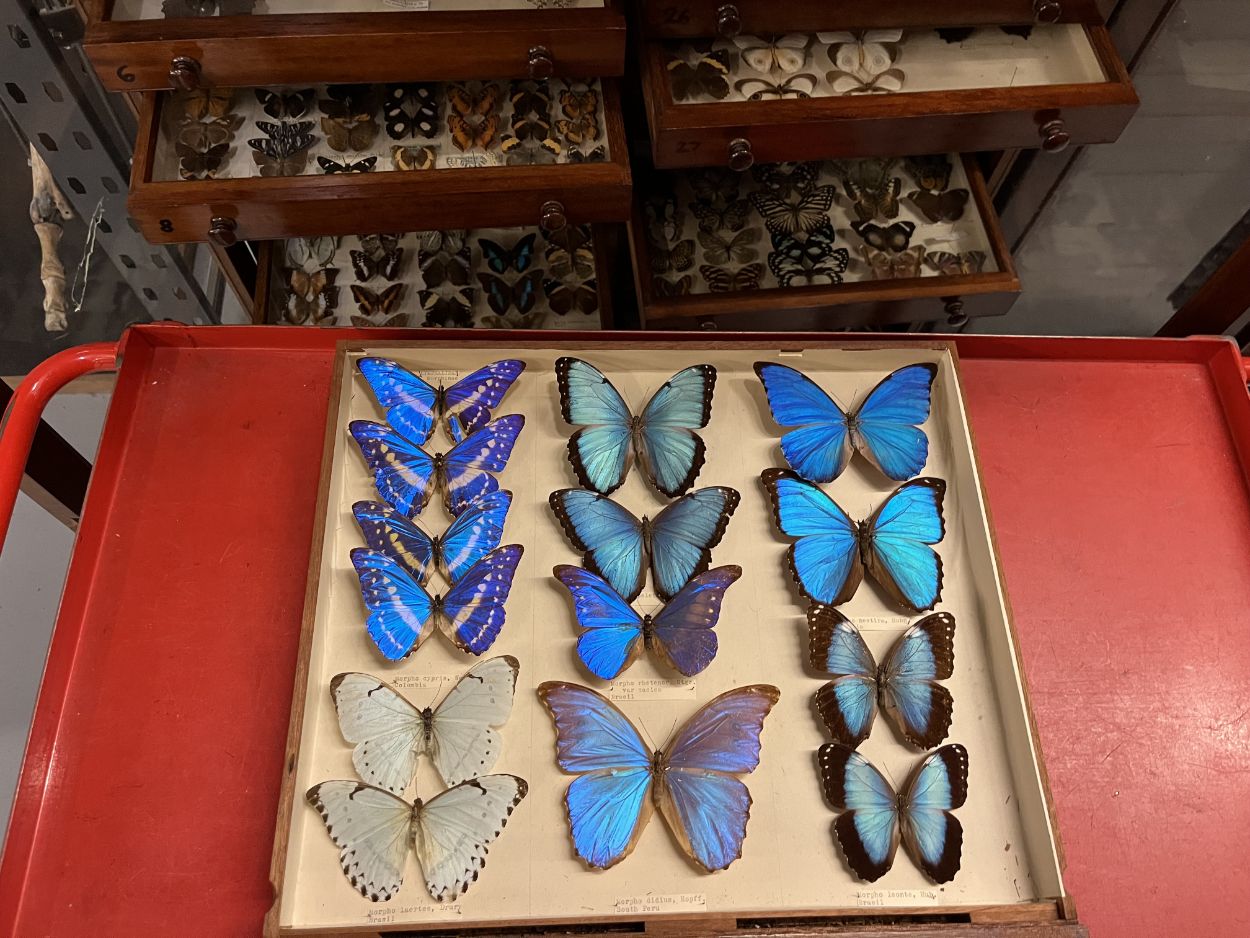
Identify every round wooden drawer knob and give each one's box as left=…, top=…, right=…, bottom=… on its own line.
left=208, top=216, right=238, bottom=247
left=727, top=137, right=754, bottom=172
left=528, top=46, right=555, bottom=80
left=944, top=298, right=968, bottom=327
left=169, top=55, right=202, bottom=91
left=539, top=200, right=567, bottom=234
left=1034, top=0, right=1063, bottom=22
left=1039, top=118, right=1071, bottom=153
left=715, top=4, right=742, bottom=39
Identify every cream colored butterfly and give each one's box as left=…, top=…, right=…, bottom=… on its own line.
left=734, top=33, right=810, bottom=75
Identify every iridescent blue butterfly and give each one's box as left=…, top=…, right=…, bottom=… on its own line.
left=819, top=742, right=968, bottom=883
left=762, top=469, right=944, bottom=613
left=809, top=605, right=955, bottom=749
left=350, top=544, right=523, bottom=659
left=550, top=486, right=739, bottom=602
left=352, top=489, right=512, bottom=584
left=357, top=357, right=525, bottom=445
left=556, top=357, right=717, bottom=498
left=538, top=681, right=779, bottom=871
left=754, top=362, right=937, bottom=482
left=350, top=414, right=524, bottom=518
left=553, top=564, right=741, bottom=679
left=479, top=234, right=537, bottom=273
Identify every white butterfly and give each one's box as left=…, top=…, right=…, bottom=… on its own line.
left=734, top=33, right=810, bottom=74
left=331, top=656, right=519, bottom=792
left=307, top=774, right=527, bottom=902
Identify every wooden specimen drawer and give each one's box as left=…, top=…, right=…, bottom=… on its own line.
left=632, top=155, right=1019, bottom=330
left=84, top=0, right=626, bottom=91
left=638, top=0, right=1114, bottom=38
left=642, top=26, right=1138, bottom=168
left=129, top=80, right=631, bottom=244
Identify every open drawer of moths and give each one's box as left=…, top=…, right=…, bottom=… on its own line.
left=84, top=0, right=626, bottom=91
left=129, top=79, right=631, bottom=244
left=641, top=25, right=1137, bottom=168
left=633, top=155, right=1019, bottom=330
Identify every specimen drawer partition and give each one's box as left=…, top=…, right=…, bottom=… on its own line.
left=84, top=0, right=627, bottom=91
left=129, top=80, right=631, bottom=244
left=643, top=26, right=1138, bottom=168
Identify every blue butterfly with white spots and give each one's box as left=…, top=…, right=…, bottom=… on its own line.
left=352, top=489, right=512, bottom=585
left=755, top=362, right=937, bottom=483
left=556, top=357, right=717, bottom=498
left=762, top=468, right=945, bottom=613
left=819, top=742, right=968, bottom=883
left=538, top=681, right=779, bottom=871
left=357, top=357, right=525, bottom=445
left=550, top=486, right=739, bottom=602
left=553, top=564, right=741, bottom=679
left=350, top=414, right=524, bottom=518
left=809, top=605, right=955, bottom=749
left=350, top=543, right=523, bottom=659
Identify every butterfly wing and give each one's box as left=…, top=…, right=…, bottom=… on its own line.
left=537, top=681, right=655, bottom=869
left=657, top=684, right=779, bottom=872
left=442, top=415, right=525, bottom=517
left=352, top=500, right=435, bottom=584
left=438, top=544, right=524, bottom=654
left=438, top=489, right=512, bottom=582
left=649, top=565, right=741, bottom=677
left=357, top=357, right=439, bottom=445
left=554, top=564, right=644, bottom=680
left=637, top=364, right=716, bottom=498
left=442, top=359, right=526, bottom=440
left=808, top=605, right=879, bottom=748
left=556, top=357, right=635, bottom=495
left=306, top=781, right=414, bottom=901
left=865, top=478, right=946, bottom=612
left=819, top=743, right=901, bottom=882
left=900, top=744, right=968, bottom=883
left=413, top=774, right=528, bottom=901
left=350, top=420, right=436, bottom=518
left=762, top=469, right=863, bottom=606
left=754, top=362, right=853, bottom=482
left=330, top=673, right=425, bottom=795
left=879, top=612, right=956, bottom=749
left=429, top=655, right=520, bottom=785
left=850, top=363, right=937, bottom=481
left=550, top=489, right=646, bottom=601
left=648, top=486, right=740, bottom=601
left=351, top=548, right=436, bottom=660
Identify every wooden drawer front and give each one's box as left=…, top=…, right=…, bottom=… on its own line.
left=643, top=26, right=1137, bottom=168
left=129, top=80, right=631, bottom=243
left=639, top=0, right=1112, bottom=38
left=633, top=155, right=1020, bottom=330
left=85, top=2, right=625, bottom=91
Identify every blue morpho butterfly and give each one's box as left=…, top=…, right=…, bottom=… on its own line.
left=357, top=357, right=525, bottom=445
left=350, top=414, right=524, bottom=518
left=352, top=488, right=511, bottom=585
left=553, top=564, right=741, bottom=679
left=556, top=357, right=717, bottom=498
left=819, top=742, right=968, bottom=883
left=538, top=681, right=780, bottom=871
left=809, top=604, right=955, bottom=749
left=754, top=361, right=937, bottom=483
left=549, top=486, right=740, bottom=602
left=350, top=543, right=523, bottom=659
left=762, top=468, right=945, bottom=613
left=480, top=234, right=537, bottom=273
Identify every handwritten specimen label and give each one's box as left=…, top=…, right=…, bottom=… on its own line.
left=614, top=893, right=706, bottom=915
left=607, top=677, right=696, bottom=702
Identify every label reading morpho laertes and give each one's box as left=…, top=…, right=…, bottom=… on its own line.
left=607, top=677, right=696, bottom=702
left=366, top=903, right=462, bottom=925
left=614, top=893, right=707, bottom=915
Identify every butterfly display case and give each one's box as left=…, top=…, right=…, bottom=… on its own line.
left=127, top=79, right=630, bottom=243
left=643, top=26, right=1137, bottom=167
left=83, top=0, right=626, bottom=91
left=269, top=339, right=1074, bottom=935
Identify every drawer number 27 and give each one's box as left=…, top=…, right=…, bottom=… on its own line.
left=660, top=6, right=690, bottom=24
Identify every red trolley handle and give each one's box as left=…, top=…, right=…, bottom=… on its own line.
left=0, top=342, right=119, bottom=551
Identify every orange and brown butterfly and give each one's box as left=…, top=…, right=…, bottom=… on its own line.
left=926, top=251, right=987, bottom=276
left=177, top=115, right=242, bottom=150
left=180, top=87, right=235, bottom=121
left=555, top=87, right=600, bottom=147
left=351, top=283, right=405, bottom=317
left=448, top=83, right=502, bottom=152
left=392, top=145, right=437, bottom=171
left=285, top=268, right=339, bottom=325
left=861, top=245, right=926, bottom=280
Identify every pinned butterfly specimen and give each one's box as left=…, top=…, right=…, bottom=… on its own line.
left=353, top=489, right=512, bottom=584
left=500, top=135, right=561, bottom=165
left=350, top=312, right=408, bottom=329
left=286, top=236, right=338, bottom=271
left=653, top=275, right=693, bottom=298
left=545, top=227, right=596, bottom=279
left=319, top=83, right=378, bottom=120
left=823, top=30, right=906, bottom=94
left=862, top=245, right=926, bottom=280
left=321, top=116, right=378, bottom=153
left=318, top=155, right=377, bottom=174
left=554, top=96, right=600, bottom=146
left=810, top=605, right=955, bottom=749
left=560, top=87, right=599, bottom=120
left=351, top=234, right=404, bottom=282
left=481, top=308, right=547, bottom=331
left=819, top=743, right=967, bottom=883
left=384, top=82, right=439, bottom=140
left=419, top=244, right=470, bottom=287
left=554, top=565, right=740, bottom=679
left=851, top=221, right=916, bottom=253
left=544, top=278, right=598, bottom=316
left=351, top=544, right=523, bottom=659
left=248, top=121, right=315, bottom=176
left=839, top=160, right=902, bottom=222
left=306, top=774, right=527, bottom=902
left=538, top=682, right=779, bottom=871
left=285, top=268, right=338, bottom=325
left=179, top=87, right=234, bottom=121
left=750, top=185, right=838, bottom=237
left=550, top=486, right=739, bottom=601
left=768, top=224, right=849, bottom=287
left=175, top=141, right=229, bottom=180
left=507, top=113, right=555, bottom=141
left=350, top=414, right=525, bottom=518
left=700, top=263, right=764, bottom=292
left=356, top=357, right=525, bottom=446
left=698, top=228, right=760, bottom=266
left=351, top=284, right=403, bottom=318
left=331, top=655, right=519, bottom=791
left=689, top=168, right=739, bottom=206
left=690, top=199, right=751, bottom=234
left=904, top=155, right=953, bottom=194
left=645, top=195, right=686, bottom=244
left=908, top=189, right=970, bottom=224
left=734, top=74, right=818, bottom=100
left=667, top=48, right=731, bottom=102
left=510, top=85, right=551, bottom=118
left=754, top=361, right=936, bottom=483
left=762, top=469, right=945, bottom=612
left=650, top=239, right=696, bottom=277
left=480, top=234, right=537, bottom=274
left=753, top=161, right=819, bottom=199
left=420, top=289, right=475, bottom=329
left=447, top=83, right=502, bottom=152
left=176, top=116, right=241, bottom=150
left=567, top=145, right=606, bottom=163
left=392, top=145, right=436, bottom=171
left=416, top=229, right=466, bottom=255
left=733, top=33, right=809, bottom=74
left=255, top=88, right=312, bottom=120
left=478, top=271, right=543, bottom=317
left=555, top=357, right=718, bottom=498
left=927, top=251, right=987, bottom=276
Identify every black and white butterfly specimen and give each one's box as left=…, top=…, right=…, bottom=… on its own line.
left=351, top=234, right=403, bottom=282
left=768, top=223, right=849, bottom=287
left=255, top=88, right=313, bottom=120
left=700, top=263, right=765, bottom=292
left=248, top=120, right=315, bottom=176
left=384, top=83, right=439, bottom=140
left=318, top=156, right=377, bottom=174
left=567, top=144, right=607, bottom=163
left=750, top=185, right=838, bottom=237
left=753, top=161, right=820, bottom=199
left=851, top=221, right=916, bottom=253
